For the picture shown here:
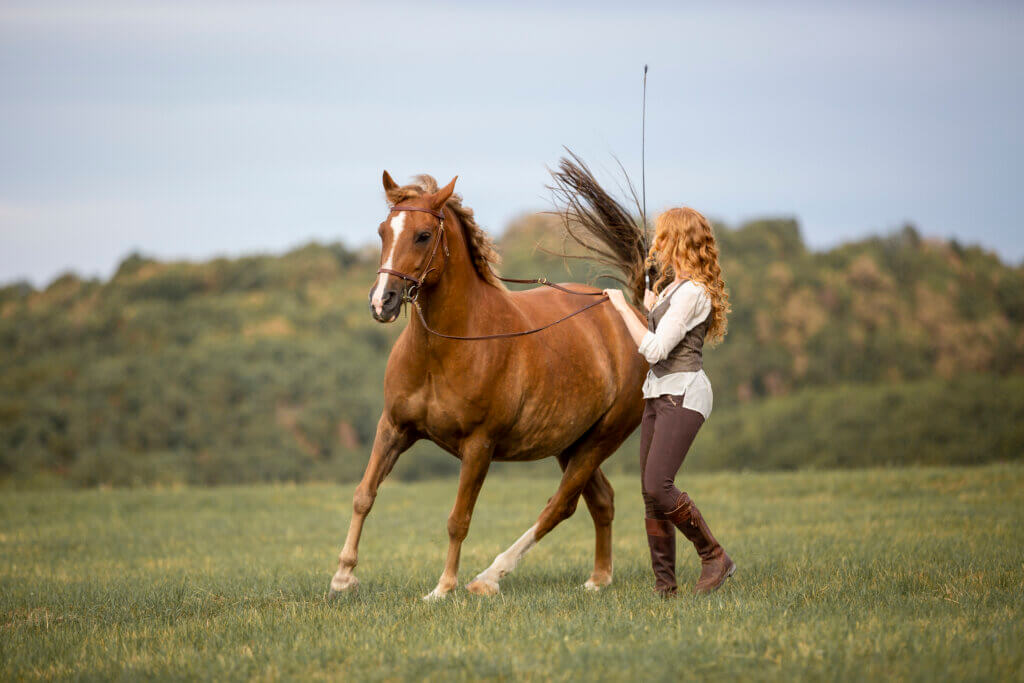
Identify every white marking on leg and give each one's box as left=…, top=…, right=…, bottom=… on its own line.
left=371, top=211, right=406, bottom=314
left=583, top=569, right=612, bottom=591
left=423, top=586, right=450, bottom=602
left=470, top=523, right=538, bottom=591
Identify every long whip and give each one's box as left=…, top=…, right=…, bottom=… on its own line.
left=641, top=64, right=650, bottom=290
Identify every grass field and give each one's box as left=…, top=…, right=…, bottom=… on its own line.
left=2, top=464, right=1022, bottom=681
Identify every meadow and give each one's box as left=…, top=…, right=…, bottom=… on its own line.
left=2, top=464, right=1022, bottom=681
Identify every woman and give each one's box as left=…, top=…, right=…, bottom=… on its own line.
left=603, top=207, right=735, bottom=597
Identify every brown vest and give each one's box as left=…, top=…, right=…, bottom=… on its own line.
left=647, top=280, right=709, bottom=377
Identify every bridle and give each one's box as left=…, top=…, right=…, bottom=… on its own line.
left=376, top=204, right=610, bottom=341
left=376, top=205, right=450, bottom=304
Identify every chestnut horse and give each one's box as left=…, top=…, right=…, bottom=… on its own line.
left=329, top=170, right=648, bottom=600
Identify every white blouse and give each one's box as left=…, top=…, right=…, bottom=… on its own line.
left=637, top=280, right=714, bottom=419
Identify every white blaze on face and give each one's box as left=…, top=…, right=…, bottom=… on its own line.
left=371, top=211, right=407, bottom=315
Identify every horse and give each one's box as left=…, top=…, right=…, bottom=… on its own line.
left=329, top=166, right=650, bottom=600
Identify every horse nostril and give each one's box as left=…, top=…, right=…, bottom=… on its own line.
left=382, top=290, right=396, bottom=305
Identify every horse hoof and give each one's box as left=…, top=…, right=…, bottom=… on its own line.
left=466, top=578, right=500, bottom=596
left=329, top=573, right=359, bottom=595
left=583, top=574, right=612, bottom=591
left=422, top=587, right=451, bottom=602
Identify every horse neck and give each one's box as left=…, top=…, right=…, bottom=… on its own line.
left=409, top=208, right=503, bottom=345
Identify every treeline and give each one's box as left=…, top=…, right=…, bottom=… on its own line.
left=1, top=215, right=1021, bottom=487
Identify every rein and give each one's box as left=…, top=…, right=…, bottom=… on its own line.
left=378, top=204, right=609, bottom=341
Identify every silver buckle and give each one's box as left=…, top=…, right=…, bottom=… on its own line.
left=403, top=283, right=420, bottom=303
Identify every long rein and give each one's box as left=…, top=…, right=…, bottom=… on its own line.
left=378, top=205, right=610, bottom=341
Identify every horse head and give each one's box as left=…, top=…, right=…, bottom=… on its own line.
left=369, top=171, right=457, bottom=322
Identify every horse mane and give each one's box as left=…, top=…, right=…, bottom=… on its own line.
left=385, top=175, right=505, bottom=289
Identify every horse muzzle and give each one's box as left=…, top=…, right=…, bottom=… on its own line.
left=369, top=285, right=402, bottom=323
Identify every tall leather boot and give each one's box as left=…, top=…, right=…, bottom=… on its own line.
left=645, top=517, right=678, bottom=597
left=666, top=492, right=736, bottom=594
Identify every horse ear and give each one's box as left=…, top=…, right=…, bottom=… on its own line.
left=382, top=170, right=399, bottom=193
left=430, top=176, right=458, bottom=210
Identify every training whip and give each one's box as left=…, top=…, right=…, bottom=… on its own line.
left=642, top=64, right=651, bottom=290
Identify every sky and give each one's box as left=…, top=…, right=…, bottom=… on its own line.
left=1, top=0, right=1022, bottom=286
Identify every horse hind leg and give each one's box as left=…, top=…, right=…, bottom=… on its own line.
left=554, top=455, right=616, bottom=591
left=466, top=444, right=603, bottom=596
left=579, top=466, right=615, bottom=591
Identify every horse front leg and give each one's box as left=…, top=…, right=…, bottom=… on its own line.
left=329, top=416, right=413, bottom=596
left=423, top=439, right=492, bottom=601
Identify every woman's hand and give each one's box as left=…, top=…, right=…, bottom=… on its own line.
left=643, top=288, right=656, bottom=310
left=602, top=288, right=627, bottom=309
left=603, top=287, right=649, bottom=347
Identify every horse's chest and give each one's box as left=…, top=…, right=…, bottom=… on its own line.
left=392, top=371, right=491, bottom=439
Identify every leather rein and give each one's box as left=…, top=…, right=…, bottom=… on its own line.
left=377, top=205, right=609, bottom=341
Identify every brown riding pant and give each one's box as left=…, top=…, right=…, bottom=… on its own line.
left=638, top=394, right=705, bottom=518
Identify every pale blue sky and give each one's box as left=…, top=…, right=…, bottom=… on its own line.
left=1, top=1, right=1022, bottom=285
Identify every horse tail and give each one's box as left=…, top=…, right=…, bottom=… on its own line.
left=547, top=149, right=654, bottom=306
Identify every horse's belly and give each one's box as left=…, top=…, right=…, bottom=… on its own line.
left=492, top=401, right=601, bottom=461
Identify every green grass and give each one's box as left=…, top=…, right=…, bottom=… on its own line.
left=2, top=464, right=1022, bottom=681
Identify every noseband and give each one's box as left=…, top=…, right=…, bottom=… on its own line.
left=376, top=205, right=449, bottom=302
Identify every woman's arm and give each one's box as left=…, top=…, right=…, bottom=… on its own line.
left=603, top=284, right=711, bottom=363
left=603, top=289, right=650, bottom=346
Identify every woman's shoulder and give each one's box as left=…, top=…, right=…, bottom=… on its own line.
left=670, top=279, right=710, bottom=303
left=678, top=279, right=705, bottom=293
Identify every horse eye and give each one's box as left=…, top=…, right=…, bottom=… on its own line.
left=416, top=231, right=432, bottom=243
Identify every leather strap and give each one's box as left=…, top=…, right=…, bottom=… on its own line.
left=376, top=208, right=449, bottom=287
left=410, top=294, right=608, bottom=340
left=487, top=268, right=608, bottom=296
left=376, top=267, right=422, bottom=285
left=389, top=205, right=444, bottom=219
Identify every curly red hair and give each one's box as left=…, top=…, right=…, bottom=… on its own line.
left=646, top=207, right=730, bottom=344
